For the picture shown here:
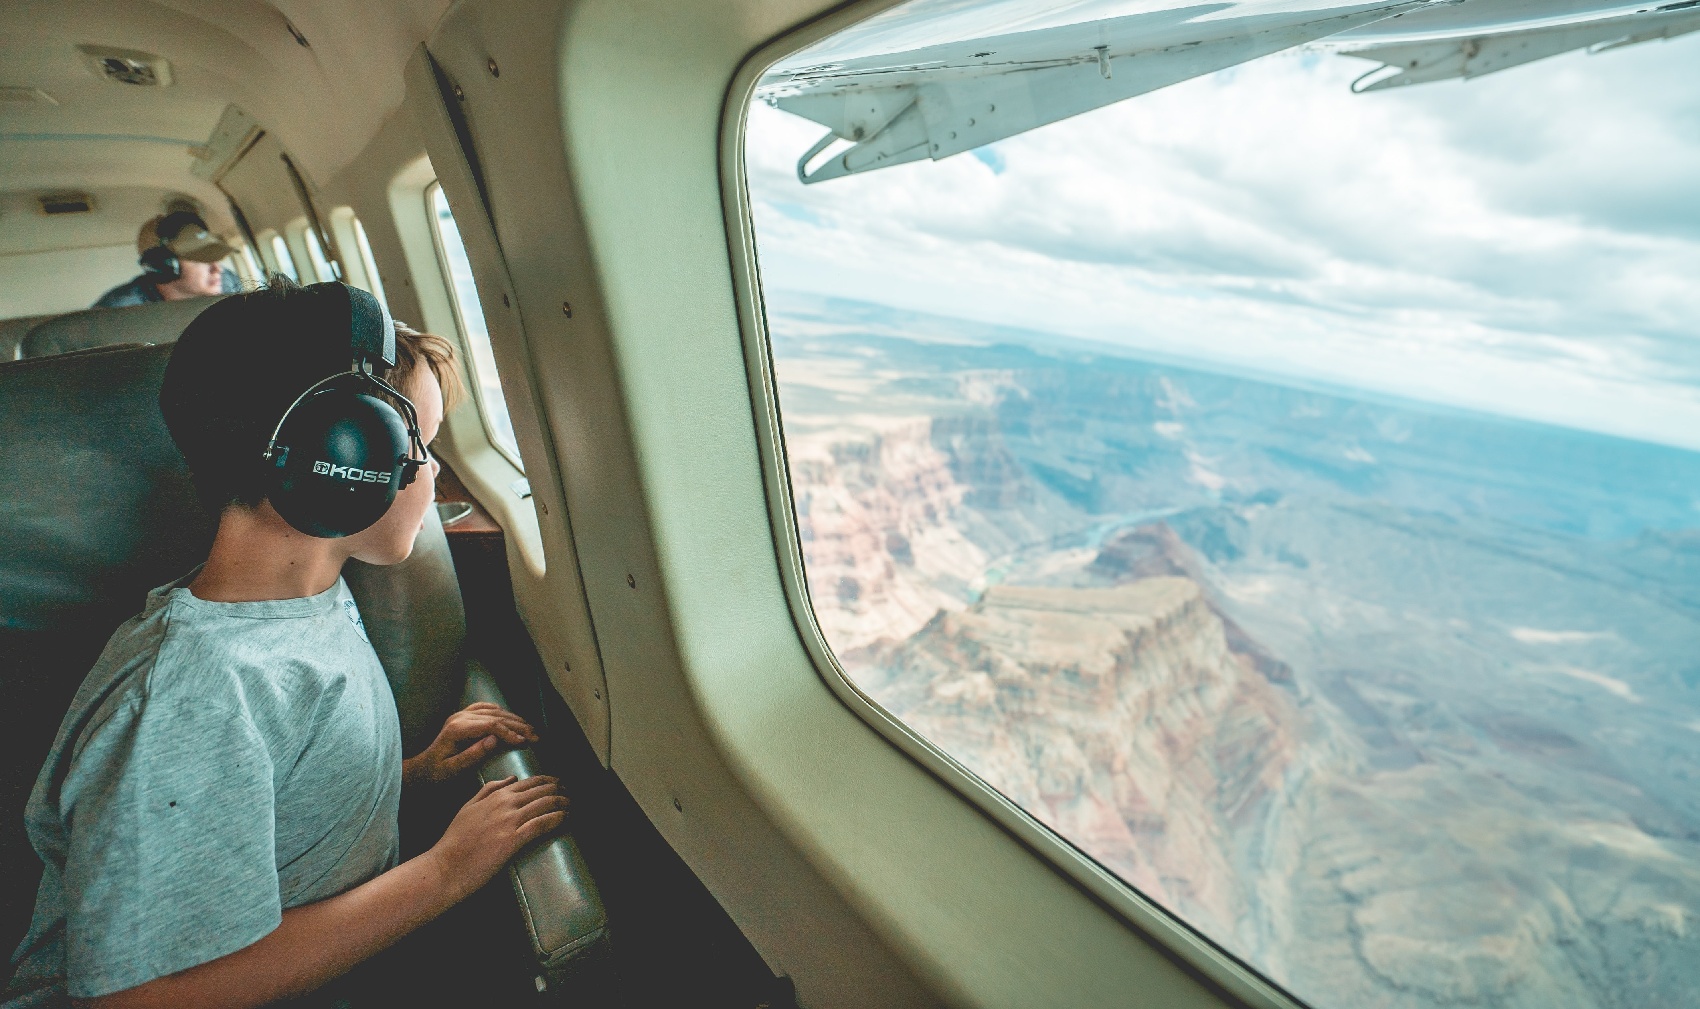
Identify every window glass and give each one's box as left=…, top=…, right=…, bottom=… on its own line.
left=267, top=233, right=298, bottom=282
left=351, top=216, right=388, bottom=311
left=427, top=183, right=520, bottom=468
left=303, top=227, right=338, bottom=282
left=235, top=243, right=261, bottom=286
left=745, top=3, right=1700, bottom=1008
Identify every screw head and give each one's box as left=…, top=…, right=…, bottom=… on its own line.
left=672, top=797, right=682, bottom=812
left=561, top=301, right=572, bottom=317
left=487, top=58, right=500, bottom=78
left=626, top=573, right=636, bottom=589
left=453, top=84, right=465, bottom=101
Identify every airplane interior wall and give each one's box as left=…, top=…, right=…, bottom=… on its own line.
left=0, top=245, right=138, bottom=319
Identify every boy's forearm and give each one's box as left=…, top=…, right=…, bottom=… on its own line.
left=77, top=850, right=465, bottom=1009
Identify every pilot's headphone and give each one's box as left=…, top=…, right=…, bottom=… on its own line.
left=139, top=240, right=181, bottom=282
left=261, top=283, right=430, bottom=539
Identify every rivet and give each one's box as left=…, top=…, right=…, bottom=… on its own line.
left=540, top=502, right=549, bottom=515
left=672, top=797, right=682, bottom=812
left=626, top=573, right=636, bottom=589
left=593, top=688, right=601, bottom=700
left=487, top=58, right=500, bottom=78
left=453, top=84, right=465, bottom=101
left=561, top=301, right=572, bottom=317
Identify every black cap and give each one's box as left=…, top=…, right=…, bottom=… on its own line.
left=159, top=280, right=381, bottom=511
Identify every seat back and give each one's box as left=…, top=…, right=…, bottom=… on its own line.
left=0, top=314, right=56, bottom=364
left=19, top=296, right=224, bottom=360
left=0, top=344, right=468, bottom=952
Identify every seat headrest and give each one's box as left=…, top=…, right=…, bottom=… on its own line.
left=0, top=344, right=214, bottom=632
left=20, top=296, right=225, bottom=360
left=0, top=314, right=56, bottom=364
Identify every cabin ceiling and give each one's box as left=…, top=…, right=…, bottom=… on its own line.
left=0, top=0, right=450, bottom=254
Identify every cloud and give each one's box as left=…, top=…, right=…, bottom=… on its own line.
left=743, top=28, right=1700, bottom=449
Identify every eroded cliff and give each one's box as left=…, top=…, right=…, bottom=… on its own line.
left=862, top=575, right=1301, bottom=950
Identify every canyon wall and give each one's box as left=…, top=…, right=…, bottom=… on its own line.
left=865, top=576, right=1300, bottom=950
left=774, top=325, right=1700, bottom=1008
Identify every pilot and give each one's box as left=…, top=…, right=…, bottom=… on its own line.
left=92, top=210, right=243, bottom=308
left=4, top=279, right=568, bottom=1008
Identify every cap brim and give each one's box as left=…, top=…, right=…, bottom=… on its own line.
left=168, top=232, right=236, bottom=263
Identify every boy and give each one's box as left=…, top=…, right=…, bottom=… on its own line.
left=4, top=280, right=566, bottom=1007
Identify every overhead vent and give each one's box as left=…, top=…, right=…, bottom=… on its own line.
left=0, top=87, right=57, bottom=105
left=38, top=193, right=96, bottom=215
left=78, top=45, right=174, bottom=87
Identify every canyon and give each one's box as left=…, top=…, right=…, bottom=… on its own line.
left=773, top=293, right=1700, bottom=1009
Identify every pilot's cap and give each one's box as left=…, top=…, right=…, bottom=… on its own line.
left=138, top=210, right=234, bottom=263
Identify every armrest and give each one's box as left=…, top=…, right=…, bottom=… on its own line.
left=462, top=661, right=615, bottom=981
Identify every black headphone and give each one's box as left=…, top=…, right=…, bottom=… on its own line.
left=140, top=211, right=208, bottom=281
left=139, top=243, right=181, bottom=282
left=261, top=284, right=430, bottom=538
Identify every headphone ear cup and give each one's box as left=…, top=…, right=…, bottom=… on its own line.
left=139, top=245, right=181, bottom=281
left=267, top=381, right=411, bottom=538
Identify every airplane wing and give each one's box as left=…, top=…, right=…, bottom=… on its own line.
left=759, top=1, right=1445, bottom=184
left=1342, top=1, right=1700, bottom=91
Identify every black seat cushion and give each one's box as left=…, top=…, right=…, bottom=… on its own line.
left=0, top=344, right=217, bottom=955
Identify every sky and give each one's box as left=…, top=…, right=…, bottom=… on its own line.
left=743, top=0, right=1700, bottom=451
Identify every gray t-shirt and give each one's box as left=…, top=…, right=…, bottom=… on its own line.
left=4, top=572, right=402, bottom=1005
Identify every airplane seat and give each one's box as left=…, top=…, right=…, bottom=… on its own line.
left=0, top=343, right=610, bottom=989
left=0, top=314, right=57, bottom=364
left=18, top=296, right=224, bottom=360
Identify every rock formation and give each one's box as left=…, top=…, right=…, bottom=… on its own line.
left=861, top=575, right=1301, bottom=952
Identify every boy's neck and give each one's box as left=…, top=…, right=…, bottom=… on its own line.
left=189, top=502, right=352, bottom=603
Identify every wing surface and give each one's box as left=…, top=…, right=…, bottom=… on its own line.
left=760, top=1, right=1439, bottom=183
left=1342, top=0, right=1700, bottom=91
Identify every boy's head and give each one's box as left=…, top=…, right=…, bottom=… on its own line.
left=160, top=277, right=463, bottom=563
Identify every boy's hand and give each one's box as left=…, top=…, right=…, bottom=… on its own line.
left=402, top=702, right=539, bottom=786
left=426, top=775, right=569, bottom=900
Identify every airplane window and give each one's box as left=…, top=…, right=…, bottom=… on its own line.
left=427, top=182, right=521, bottom=469
left=267, top=233, right=298, bottom=283
left=350, top=216, right=389, bottom=311
left=743, top=2, right=1700, bottom=1008
left=303, top=227, right=339, bottom=282
left=234, top=243, right=261, bottom=286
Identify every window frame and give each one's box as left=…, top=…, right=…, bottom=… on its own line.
left=423, top=180, right=525, bottom=473
left=718, top=7, right=1305, bottom=1009
left=301, top=224, right=337, bottom=283
left=258, top=229, right=298, bottom=282
left=328, top=206, right=389, bottom=311
left=284, top=218, right=322, bottom=282
left=227, top=241, right=261, bottom=287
